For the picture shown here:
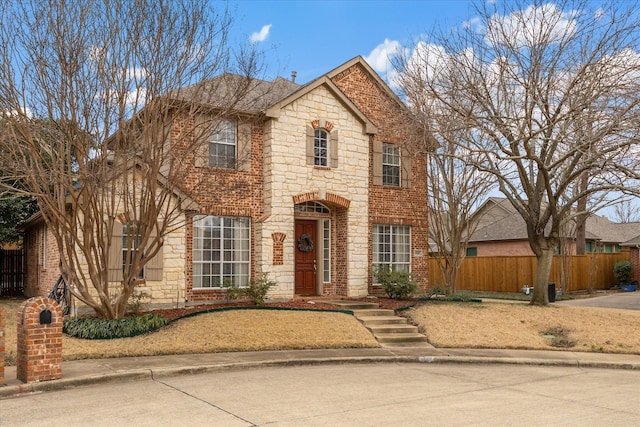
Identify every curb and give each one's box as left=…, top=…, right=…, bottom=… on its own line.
left=3, top=355, right=640, bottom=399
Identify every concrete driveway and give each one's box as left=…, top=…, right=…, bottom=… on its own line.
left=3, top=363, right=640, bottom=426
left=556, top=291, right=640, bottom=310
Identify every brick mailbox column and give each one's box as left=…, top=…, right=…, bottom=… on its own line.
left=0, top=305, right=5, bottom=385
left=17, top=297, right=63, bottom=383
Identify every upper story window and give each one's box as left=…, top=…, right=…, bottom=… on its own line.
left=382, top=143, right=400, bottom=186
left=209, top=120, right=236, bottom=169
left=306, top=120, right=339, bottom=168
left=373, top=140, right=411, bottom=188
left=314, top=129, right=329, bottom=166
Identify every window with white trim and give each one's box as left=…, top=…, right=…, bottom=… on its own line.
left=193, top=215, right=250, bottom=288
left=372, top=224, right=411, bottom=280
left=314, top=129, right=329, bottom=166
left=382, top=143, right=400, bottom=186
left=209, top=120, right=236, bottom=169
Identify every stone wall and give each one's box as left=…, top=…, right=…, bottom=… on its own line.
left=260, top=84, right=371, bottom=298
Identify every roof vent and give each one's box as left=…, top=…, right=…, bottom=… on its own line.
left=291, top=71, right=297, bottom=83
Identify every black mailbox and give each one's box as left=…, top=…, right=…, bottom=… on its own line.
left=39, top=309, right=52, bottom=325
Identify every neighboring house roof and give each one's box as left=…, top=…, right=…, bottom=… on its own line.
left=468, top=197, right=640, bottom=245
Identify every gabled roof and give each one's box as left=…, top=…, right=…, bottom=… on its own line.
left=172, top=57, right=384, bottom=135
left=264, top=74, right=378, bottom=134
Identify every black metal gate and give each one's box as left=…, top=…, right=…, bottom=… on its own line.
left=0, top=249, right=24, bottom=296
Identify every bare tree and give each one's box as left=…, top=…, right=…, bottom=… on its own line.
left=612, top=199, right=640, bottom=223
left=422, top=120, right=494, bottom=293
left=396, top=0, right=640, bottom=305
left=0, top=0, right=262, bottom=318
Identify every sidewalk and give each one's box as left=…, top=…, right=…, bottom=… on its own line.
left=3, top=345, right=640, bottom=399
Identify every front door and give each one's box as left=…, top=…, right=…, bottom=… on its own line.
left=295, top=219, right=317, bottom=295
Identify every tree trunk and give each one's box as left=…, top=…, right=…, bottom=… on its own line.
left=530, top=247, right=554, bottom=306
left=575, top=173, right=588, bottom=255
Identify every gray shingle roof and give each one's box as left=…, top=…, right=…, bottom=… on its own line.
left=469, top=197, right=640, bottom=244
left=171, top=74, right=301, bottom=114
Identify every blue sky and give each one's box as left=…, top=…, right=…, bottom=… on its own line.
left=228, top=0, right=479, bottom=84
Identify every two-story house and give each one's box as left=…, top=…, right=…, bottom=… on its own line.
left=22, top=56, right=429, bottom=306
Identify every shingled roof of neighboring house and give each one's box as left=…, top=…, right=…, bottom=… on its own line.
left=468, top=197, right=640, bottom=244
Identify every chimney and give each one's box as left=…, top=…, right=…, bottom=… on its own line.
left=291, top=71, right=297, bottom=83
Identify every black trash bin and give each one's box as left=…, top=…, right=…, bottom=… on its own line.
left=548, top=283, right=556, bottom=302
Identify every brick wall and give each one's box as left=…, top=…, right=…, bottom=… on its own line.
left=17, top=297, right=63, bottom=383
left=23, top=223, right=60, bottom=298
left=177, top=117, right=264, bottom=302
left=330, top=62, right=430, bottom=292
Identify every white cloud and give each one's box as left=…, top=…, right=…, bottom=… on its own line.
left=594, top=7, right=605, bottom=20
left=365, top=39, right=403, bottom=73
left=250, top=24, right=272, bottom=43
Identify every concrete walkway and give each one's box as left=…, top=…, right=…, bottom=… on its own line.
left=556, top=290, right=640, bottom=310
left=3, top=345, right=640, bottom=399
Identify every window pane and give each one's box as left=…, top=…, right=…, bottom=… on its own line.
left=209, top=120, right=237, bottom=169
left=372, top=224, right=411, bottom=282
left=382, top=143, right=401, bottom=186
left=314, top=129, right=328, bottom=166
left=323, top=219, right=330, bottom=283
left=193, top=215, right=251, bottom=288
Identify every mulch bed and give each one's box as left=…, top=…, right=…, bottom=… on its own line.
left=147, top=297, right=418, bottom=322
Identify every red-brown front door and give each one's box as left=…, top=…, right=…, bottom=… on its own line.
left=295, top=220, right=317, bottom=295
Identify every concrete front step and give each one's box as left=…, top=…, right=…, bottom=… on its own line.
left=375, top=333, right=429, bottom=344
left=366, top=324, right=419, bottom=334
left=356, top=315, right=408, bottom=325
left=352, top=308, right=396, bottom=317
left=322, top=301, right=380, bottom=310
left=321, top=300, right=431, bottom=347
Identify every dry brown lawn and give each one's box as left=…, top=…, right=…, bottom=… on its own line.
left=2, top=298, right=640, bottom=366
left=405, top=302, right=640, bottom=354
left=0, top=299, right=379, bottom=365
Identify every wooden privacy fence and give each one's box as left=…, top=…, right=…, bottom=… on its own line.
left=428, top=252, right=628, bottom=293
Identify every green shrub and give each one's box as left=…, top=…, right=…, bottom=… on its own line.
left=373, top=268, right=420, bottom=299
left=245, top=273, right=277, bottom=305
left=64, top=313, right=168, bottom=339
left=222, top=279, right=244, bottom=302
left=614, top=260, right=633, bottom=285
left=426, top=284, right=450, bottom=298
